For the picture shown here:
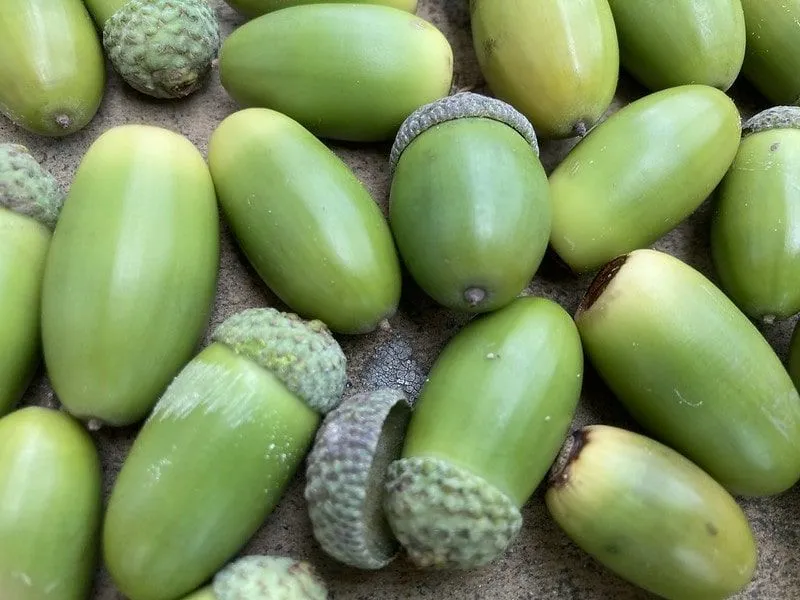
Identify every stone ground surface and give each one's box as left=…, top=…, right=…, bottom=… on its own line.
left=2, top=0, right=800, bottom=598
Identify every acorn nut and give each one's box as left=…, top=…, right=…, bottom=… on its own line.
left=575, top=249, right=800, bottom=496
left=103, top=307, right=347, bottom=600
left=388, top=92, right=550, bottom=313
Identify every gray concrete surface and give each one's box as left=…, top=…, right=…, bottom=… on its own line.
left=2, top=1, right=799, bottom=598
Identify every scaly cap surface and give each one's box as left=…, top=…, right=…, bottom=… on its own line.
left=0, top=144, right=63, bottom=229
left=743, top=106, right=800, bottom=137
left=213, top=555, right=328, bottom=600
left=212, top=307, right=347, bottom=414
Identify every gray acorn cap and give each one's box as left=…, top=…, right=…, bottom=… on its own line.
left=305, top=388, right=413, bottom=569
left=0, top=143, right=64, bottom=229
left=212, top=555, right=328, bottom=600
left=389, top=92, right=540, bottom=173
left=743, top=106, right=800, bottom=137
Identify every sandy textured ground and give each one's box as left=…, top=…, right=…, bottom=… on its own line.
left=2, top=0, right=800, bottom=598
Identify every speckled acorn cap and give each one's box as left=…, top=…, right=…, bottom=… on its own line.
left=212, top=555, right=328, bottom=600
left=0, top=144, right=63, bottom=229
left=389, top=92, right=540, bottom=174
left=384, top=456, right=523, bottom=569
left=103, top=0, right=220, bottom=99
left=743, top=106, right=800, bottom=136
left=211, top=307, right=347, bottom=414
left=305, top=388, right=413, bottom=570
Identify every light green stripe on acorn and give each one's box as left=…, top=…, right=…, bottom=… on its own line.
left=103, top=307, right=346, bottom=600
left=223, top=0, right=418, bottom=19
left=711, top=106, right=800, bottom=322
left=574, top=248, right=800, bottom=497
left=0, top=144, right=63, bottom=417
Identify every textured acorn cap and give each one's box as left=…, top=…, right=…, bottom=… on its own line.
left=212, top=307, right=347, bottom=414
left=305, top=388, right=413, bottom=569
left=743, top=106, right=800, bottom=137
left=212, top=555, right=328, bottom=600
left=384, top=456, right=522, bottom=569
left=0, top=144, right=63, bottom=229
left=389, top=92, right=540, bottom=173
left=103, top=0, right=220, bottom=99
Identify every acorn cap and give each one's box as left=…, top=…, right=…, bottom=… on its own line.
left=384, top=456, right=523, bottom=569
left=0, top=143, right=64, bottom=229
left=743, top=106, right=800, bottom=137
left=212, top=307, right=347, bottom=415
left=305, top=388, right=413, bottom=570
left=212, top=555, right=328, bottom=600
left=389, top=92, right=540, bottom=173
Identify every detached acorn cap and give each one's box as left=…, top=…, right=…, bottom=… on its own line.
left=743, top=106, right=800, bottom=136
left=212, top=307, right=347, bottom=415
left=212, top=555, right=328, bottom=600
left=0, top=143, right=63, bottom=229
left=103, top=0, right=220, bottom=99
left=305, top=388, right=413, bottom=570
left=389, top=92, right=540, bottom=173
left=384, top=456, right=522, bottom=569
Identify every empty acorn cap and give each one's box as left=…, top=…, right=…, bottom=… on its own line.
left=305, top=387, right=413, bottom=569
left=742, top=106, right=800, bottom=136
left=212, top=555, right=328, bottom=600
left=0, top=143, right=64, bottom=229
left=211, top=307, right=347, bottom=414
left=389, top=92, right=540, bottom=173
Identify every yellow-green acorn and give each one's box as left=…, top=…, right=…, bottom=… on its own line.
left=575, top=249, right=800, bottom=496
left=208, top=108, right=402, bottom=334
left=218, top=3, right=453, bottom=142
left=549, top=84, right=742, bottom=273
left=41, top=124, right=220, bottom=427
left=388, top=93, right=551, bottom=313
left=711, top=106, right=800, bottom=322
left=103, top=307, right=347, bottom=600
left=180, top=555, right=328, bottom=600
left=546, top=425, right=757, bottom=600
left=606, top=0, right=746, bottom=92
left=0, top=407, right=102, bottom=600
left=384, top=296, right=583, bottom=568
left=83, top=0, right=220, bottom=99
left=224, top=0, right=417, bottom=19
left=305, top=388, right=413, bottom=570
left=470, top=0, right=619, bottom=139
left=740, top=0, right=800, bottom=105
left=0, top=144, right=63, bottom=417
left=0, top=0, right=105, bottom=136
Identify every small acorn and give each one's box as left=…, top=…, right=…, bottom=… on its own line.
left=711, top=106, right=800, bottom=322
left=103, top=307, right=347, bottom=600
left=305, top=387, right=413, bottom=570
left=388, top=92, right=551, bottom=313
left=0, top=144, right=63, bottom=416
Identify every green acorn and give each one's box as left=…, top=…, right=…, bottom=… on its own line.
left=83, top=0, right=220, bottom=99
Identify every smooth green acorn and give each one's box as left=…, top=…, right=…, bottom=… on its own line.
left=208, top=108, right=402, bottom=334
left=607, top=0, right=746, bottom=92
left=103, top=307, right=347, bottom=600
left=41, top=125, right=220, bottom=427
left=384, top=296, right=583, bottom=569
left=218, top=3, right=453, bottom=142
left=388, top=93, right=551, bottom=313
left=223, top=0, right=417, bottom=19
left=0, top=407, right=103, bottom=600
left=470, top=0, right=619, bottom=139
left=549, top=84, right=742, bottom=273
left=546, top=425, right=757, bottom=600
left=575, top=248, right=800, bottom=496
left=0, top=144, right=63, bottom=417
left=0, top=0, right=105, bottom=136
left=711, top=106, right=800, bottom=322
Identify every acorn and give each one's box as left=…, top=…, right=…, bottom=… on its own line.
left=470, top=0, right=619, bottom=139
left=549, top=84, right=742, bottom=274
left=0, top=144, right=63, bottom=416
left=546, top=425, right=758, bottom=600
left=305, top=387, right=413, bottom=570
left=711, top=106, right=800, bottom=322
left=103, top=307, right=347, bottom=600
left=384, top=296, right=584, bottom=568
left=575, top=248, right=800, bottom=497
left=388, top=92, right=551, bottom=313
